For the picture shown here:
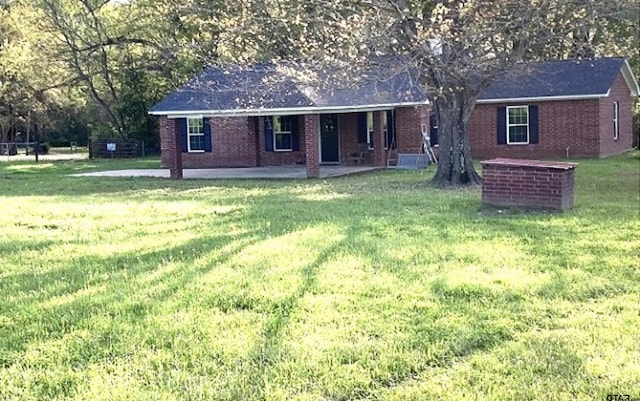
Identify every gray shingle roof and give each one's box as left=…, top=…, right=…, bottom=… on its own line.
left=149, top=63, right=426, bottom=114
left=151, top=57, right=635, bottom=114
left=479, top=58, right=626, bottom=101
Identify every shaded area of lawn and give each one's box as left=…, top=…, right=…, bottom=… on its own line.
left=0, top=153, right=638, bottom=400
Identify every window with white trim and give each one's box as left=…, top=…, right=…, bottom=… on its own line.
left=365, top=111, right=388, bottom=149
left=273, top=116, right=293, bottom=151
left=613, top=101, right=619, bottom=140
left=187, top=117, right=205, bottom=152
left=366, top=112, right=374, bottom=149
left=507, top=106, right=529, bottom=144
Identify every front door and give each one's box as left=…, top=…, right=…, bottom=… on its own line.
left=320, top=114, right=339, bottom=163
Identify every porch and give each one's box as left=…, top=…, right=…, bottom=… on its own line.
left=73, top=165, right=377, bottom=180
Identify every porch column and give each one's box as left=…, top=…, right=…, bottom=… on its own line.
left=304, top=114, right=320, bottom=178
left=166, top=118, right=183, bottom=179
left=373, top=111, right=386, bottom=167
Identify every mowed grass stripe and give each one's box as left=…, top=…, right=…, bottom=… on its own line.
left=0, top=153, right=638, bottom=400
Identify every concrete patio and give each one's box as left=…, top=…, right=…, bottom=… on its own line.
left=72, top=165, right=378, bottom=179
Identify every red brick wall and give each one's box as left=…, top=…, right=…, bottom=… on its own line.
left=598, top=73, right=634, bottom=157
left=395, top=105, right=429, bottom=153
left=159, top=106, right=432, bottom=169
left=258, top=116, right=307, bottom=166
left=159, top=117, right=183, bottom=178
left=159, top=116, right=176, bottom=167
left=339, top=113, right=358, bottom=164
left=304, top=114, right=320, bottom=177
left=184, top=116, right=256, bottom=168
left=470, top=99, right=601, bottom=159
left=482, top=159, right=577, bottom=210
left=159, top=116, right=258, bottom=168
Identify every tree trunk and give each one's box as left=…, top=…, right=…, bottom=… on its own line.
left=430, top=92, right=482, bottom=188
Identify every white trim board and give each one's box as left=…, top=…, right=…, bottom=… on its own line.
left=622, top=59, right=640, bottom=97
left=477, top=93, right=606, bottom=104
left=151, top=101, right=428, bottom=118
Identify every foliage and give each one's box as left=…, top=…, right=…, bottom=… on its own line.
left=267, top=0, right=638, bottom=187
left=0, top=152, right=638, bottom=400
left=0, top=1, right=637, bottom=166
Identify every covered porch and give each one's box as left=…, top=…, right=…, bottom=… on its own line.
left=74, top=165, right=377, bottom=179
left=150, top=61, right=430, bottom=178
left=164, top=107, right=427, bottom=179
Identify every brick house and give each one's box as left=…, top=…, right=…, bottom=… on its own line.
left=150, top=58, right=638, bottom=179
left=149, top=64, right=429, bottom=179
left=469, top=58, right=639, bottom=159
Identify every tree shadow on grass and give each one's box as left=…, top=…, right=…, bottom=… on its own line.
left=479, top=213, right=638, bottom=301
left=5, top=168, right=627, bottom=399
left=221, top=241, right=342, bottom=400
left=201, top=201, right=533, bottom=398
left=0, top=222, right=262, bottom=371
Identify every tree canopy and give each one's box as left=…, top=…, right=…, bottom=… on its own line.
left=0, top=0, right=637, bottom=174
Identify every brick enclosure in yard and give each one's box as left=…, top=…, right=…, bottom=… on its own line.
left=481, top=158, right=578, bottom=210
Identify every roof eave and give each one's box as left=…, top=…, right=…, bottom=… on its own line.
left=148, top=101, right=429, bottom=117
left=476, top=93, right=606, bottom=104
left=621, top=59, right=640, bottom=97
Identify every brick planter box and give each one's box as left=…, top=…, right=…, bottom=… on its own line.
left=481, top=158, right=578, bottom=210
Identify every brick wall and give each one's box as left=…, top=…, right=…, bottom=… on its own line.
left=598, top=73, right=634, bottom=157
left=159, top=116, right=177, bottom=167
left=470, top=99, right=600, bottom=159
left=339, top=113, right=358, bottom=164
left=258, top=116, right=307, bottom=166
left=160, top=116, right=258, bottom=168
left=395, top=105, right=429, bottom=153
left=304, top=114, right=320, bottom=177
left=158, top=117, right=183, bottom=179
left=159, top=106, right=432, bottom=169
left=481, top=159, right=578, bottom=210
left=183, top=116, right=256, bottom=168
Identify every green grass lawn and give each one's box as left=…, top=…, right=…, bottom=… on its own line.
left=0, top=154, right=638, bottom=401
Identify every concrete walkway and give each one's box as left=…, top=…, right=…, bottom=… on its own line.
left=72, top=165, right=378, bottom=179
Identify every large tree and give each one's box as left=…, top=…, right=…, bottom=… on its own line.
left=2, top=0, right=636, bottom=159
left=339, top=0, right=637, bottom=187
left=228, top=0, right=636, bottom=187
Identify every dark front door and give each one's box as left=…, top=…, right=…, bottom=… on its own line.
left=320, top=114, right=340, bottom=163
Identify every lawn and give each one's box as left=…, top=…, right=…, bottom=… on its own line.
left=0, top=153, right=638, bottom=401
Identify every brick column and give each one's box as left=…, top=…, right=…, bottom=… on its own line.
left=253, top=116, right=262, bottom=167
left=159, top=116, right=183, bottom=179
left=373, top=111, right=386, bottom=167
left=159, top=116, right=173, bottom=167
left=304, top=114, right=320, bottom=178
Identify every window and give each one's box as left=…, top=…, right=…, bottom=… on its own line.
left=187, top=118, right=205, bottom=152
left=273, top=116, right=293, bottom=151
left=507, top=106, right=529, bottom=144
left=384, top=112, right=392, bottom=149
left=366, top=112, right=374, bottom=149
left=613, top=101, right=619, bottom=140
left=365, top=111, right=389, bottom=149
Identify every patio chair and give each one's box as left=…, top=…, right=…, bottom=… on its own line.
left=348, top=143, right=370, bottom=165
